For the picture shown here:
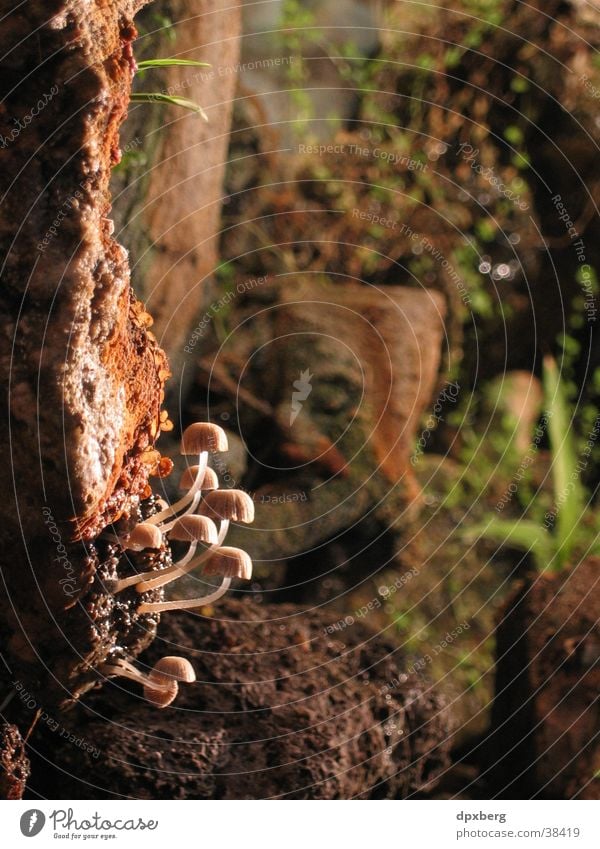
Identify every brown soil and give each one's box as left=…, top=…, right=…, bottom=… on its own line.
left=22, top=599, right=452, bottom=799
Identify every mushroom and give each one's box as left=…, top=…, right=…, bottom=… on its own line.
left=100, top=520, right=163, bottom=553
left=153, top=655, right=196, bottom=682
left=170, top=514, right=219, bottom=546
left=105, top=418, right=254, bottom=617
left=204, top=546, right=253, bottom=579
left=100, top=656, right=196, bottom=709
left=122, top=522, right=163, bottom=552
left=145, top=422, right=228, bottom=531
left=181, top=422, right=229, bottom=454
left=199, top=489, right=255, bottom=524
left=144, top=656, right=196, bottom=707
left=111, top=489, right=255, bottom=595
left=197, top=487, right=255, bottom=554
left=109, top=514, right=219, bottom=594
left=179, top=465, right=218, bottom=492
left=137, top=547, right=252, bottom=614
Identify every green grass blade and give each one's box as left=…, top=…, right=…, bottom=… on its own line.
left=542, top=355, right=585, bottom=565
left=136, top=59, right=211, bottom=70
left=130, top=92, right=208, bottom=121
left=466, top=517, right=552, bottom=571
left=467, top=517, right=545, bottom=550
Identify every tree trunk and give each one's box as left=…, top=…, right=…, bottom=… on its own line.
left=0, top=0, right=169, bottom=714
left=112, top=0, right=242, bottom=399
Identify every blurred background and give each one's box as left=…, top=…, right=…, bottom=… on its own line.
left=111, top=0, right=600, bottom=798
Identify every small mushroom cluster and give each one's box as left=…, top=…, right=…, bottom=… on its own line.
left=101, top=422, right=254, bottom=707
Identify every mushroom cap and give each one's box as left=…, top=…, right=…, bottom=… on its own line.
left=203, top=546, right=252, bottom=580
left=181, top=422, right=228, bottom=455
left=178, top=465, right=219, bottom=492
left=199, top=489, right=255, bottom=523
left=169, top=514, right=218, bottom=545
left=152, top=656, right=196, bottom=683
left=125, top=522, right=163, bottom=552
left=143, top=678, right=179, bottom=708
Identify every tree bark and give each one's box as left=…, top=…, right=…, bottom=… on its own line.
left=0, top=0, right=169, bottom=712
left=0, top=0, right=167, bottom=540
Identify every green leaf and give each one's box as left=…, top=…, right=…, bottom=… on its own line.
left=475, top=218, right=496, bottom=242
left=466, top=518, right=552, bottom=572
left=576, top=264, right=599, bottom=294
left=464, top=27, right=483, bottom=49
left=130, top=92, right=208, bottom=121
left=136, top=59, right=211, bottom=70
left=416, top=53, right=436, bottom=70
left=543, top=355, right=585, bottom=566
left=467, top=517, right=546, bottom=549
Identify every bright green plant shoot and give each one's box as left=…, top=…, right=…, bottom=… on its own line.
left=136, top=59, right=210, bottom=70
left=467, top=356, right=599, bottom=573
left=133, top=59, right=211, bottom=120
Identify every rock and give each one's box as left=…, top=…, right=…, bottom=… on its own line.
left=26, top=600, right=452, bottom=799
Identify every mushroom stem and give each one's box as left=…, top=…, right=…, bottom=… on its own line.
left=134, top=527, right=226, bottom=593
left=145, top=451, right=209, bottom=527
left=104, top=569, right=159, bottom=594
left=114, top=520, right=230, bottom=595
left=107, top=499, right=227, bottom=596
left=217, top=518, right=230, bottom=545
left=101, top=659, right=148, bottom=686
left=137, top=576, right=232, bottom=614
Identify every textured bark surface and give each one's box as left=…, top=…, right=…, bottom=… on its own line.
left=0, top=1, right=171, bottom=715
left=0, top=0, right=167, bottom=542
left=25, top=600, right=452, bottom=799
left=489, top=558, right=600, bottom=799
left=0, top=722, right=30, bottom=800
